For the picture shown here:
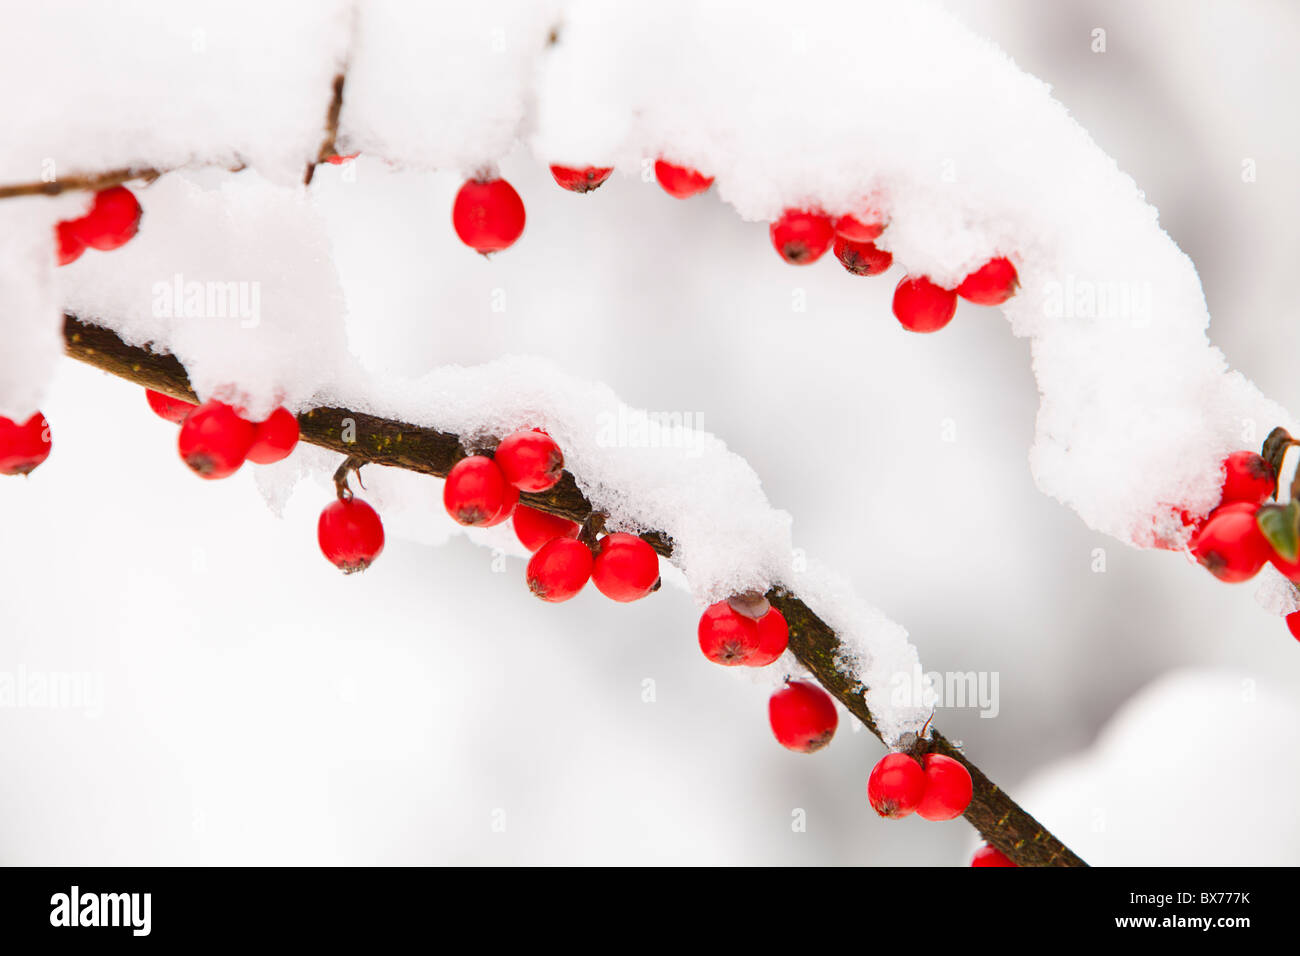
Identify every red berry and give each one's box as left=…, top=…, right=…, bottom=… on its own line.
left=318, top=497, right=385, bottom=573
left=1220, top=450, right=1275, bottom=506
left=833, top=213, right=885, bottom=242
left=325, top=152, right=359, bottom=165
left=915, top=753, right=973, bottom=821
left=971, top=844, right=1017, bottom=867
left=526, top=537, right=593, bottom=602
left=747, top=606, right=789, bottom=667
left=55, top=220, right=85, bottom=266
left=867, top=753, right=927, bottom=819
left=0, top=412, right=52, bottom=476
left=550, top=165, right=613, bottom=193
left=245, top=407, right=300, bottom=465
left=482, top=483, right=519, bottom=528
left=833, top=236, right=892, bottom=276
left=956, top=257, right=1019, bottom=306
left=177, top=400, right=255, bottom=479
left=697, top=600, right=786, bottom=666
left=145, top=388, right=196, bottom=424
left=452, top=177, right=525, bottom=254
left=443, top=455, right=512, bottom=526
left=893, top=276, right=958, bottom=333
left=768, top=681, right=838, bottom=753
left=769, top=209, right=835, bottom=265
left=1190, top=506, right=1271, bottom=583
left=591, top=532, right=660, bottom=602
left=495, top=429, right=564, bottom=492
left=512, top=505, right=580, bottom=552
left=1284, top=611, right=1300, bottom=642
left=654, top=160, right=713, bottom=199
left=71, top=186, right=142, bottom=251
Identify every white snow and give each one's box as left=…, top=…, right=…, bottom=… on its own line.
left=340, top=0, right=562, bottom=173
left=0, top=199, right=68, bottom=418
left=1018, top=669, right=1300, bottom=865
left=0, top=0, right=352, bottom=186
left=59, top=173, right=350, bottom=421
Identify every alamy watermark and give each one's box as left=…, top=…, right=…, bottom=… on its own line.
left=0, top=667, right=103, bottom=718
left=595, top=407, right=708, bottom=457
left=890, top=665, right=1000, bottom=718
left=1043, top=274, right=1152, bottom=325
left=152, top=273, right=261, bottom=328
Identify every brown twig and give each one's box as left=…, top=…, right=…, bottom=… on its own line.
left=304, top=73, right=348, bottom=186
left=0, top=167, right=162, bottom=201
left=61, top=312, right=1086, bottom=866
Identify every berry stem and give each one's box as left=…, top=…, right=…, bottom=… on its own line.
left=332, top=455, right=366, bottom=501
left=62, top=312, right=1085, bottom=867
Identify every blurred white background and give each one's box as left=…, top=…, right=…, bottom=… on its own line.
left=3, top=0, right=1299, bottom=865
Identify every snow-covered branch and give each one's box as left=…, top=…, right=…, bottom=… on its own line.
left=62, top=311, right=1086, bottom=867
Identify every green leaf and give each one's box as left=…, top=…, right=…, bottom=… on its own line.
left=1257, top=502, right=1299, bottom=563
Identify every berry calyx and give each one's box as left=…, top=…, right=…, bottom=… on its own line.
left=768, top=681, right=838, bottom=753
left=1219, top=450, right=1275, bottom=506
left=956, top=257, right=1019, bottom=306
left=0, top=412, right=52, bottom=476
left=145, top=389, right=196, bottom=424
left=1190, top=505, right=1271, bottom=583
left=769, top=209, right=835, bottom=265
left=55, top=221, right=85, bottom=266
left=512, top=505, right=580, bottom=552
left=177, top=400, right=256, bottom=480
left=526, top=537, right=594, bottom=602
left=867, top=752, right=928, bottom=819
left=591, top=532, right=660, bottom=602
left=550, top=165, right=614, bottom=193
left=653, top=160, right=713, bottom=199
left=971, top=844, right=1017, bottom=867
left=246, top=407, right=300, bottom=465
left=915, top=753, right=973, bottom=821
left=832, top=213, right=885, bottom=242
left=70, top=186, right=142, bottom=251
left=697, top=601, right=761, bottom=665
left=452, top=177, right=526, bottom=254
left=494, top=429, right=564, bottom=492
left=318, top=497, right=385, bottom=573
left=833, top=236, right=892, bottom=276
left=443, top=455, right=512, bottom=526
left=892, top=276, right=958, bottom=333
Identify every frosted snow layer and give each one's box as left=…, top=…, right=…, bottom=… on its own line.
left=1018, top=670, right=1300, bottom=865
left=0, top=198, right=74, bottom=418
left=529, top=0, right=1294, bottom=548
left=59, top=173, right=349, bottom=421
left=5, top=0, right=1289, bottom=545
left=0, top=0, right=352, bottom=186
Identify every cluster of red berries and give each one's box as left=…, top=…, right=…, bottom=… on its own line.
left=439, top=429, right=663, bottom=603
left=148, top=390, right=299, bottom=479
left=1185, top=451, right=1277, bottom=582
left=1180, top=449, right=1300, bottom=643
left=867, top=750, right=973, bottom=822
left=449, top=160, right=1018, bottom=337
left=695, top=593, right=840, bottom=754
left=54, top=186, right=142, bottom=266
